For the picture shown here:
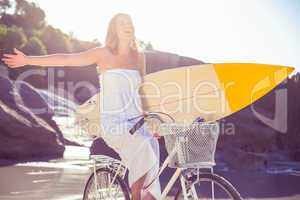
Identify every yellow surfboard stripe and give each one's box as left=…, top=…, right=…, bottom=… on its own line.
left=213, top=63, right=294, bottom=113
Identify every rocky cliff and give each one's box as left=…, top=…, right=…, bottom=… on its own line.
left=0, top=65, right=65, bottom=162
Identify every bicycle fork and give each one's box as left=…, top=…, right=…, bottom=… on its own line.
left=92, top=160, right=124, bottom=199
left=181, top=167, right=215, bottom=200
left=93, top=159, right=100, bottom=199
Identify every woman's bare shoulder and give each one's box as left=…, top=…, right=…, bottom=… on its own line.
left=93, top=46, right=111, bottom=62
left=95, top=46, right=114, bottom=68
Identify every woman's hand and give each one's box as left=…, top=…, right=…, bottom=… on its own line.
left=1, top=48, right=27, bottom=68
left=144, top=115, right=161, bottom=139
left=152, top=132, right=161, bottom=139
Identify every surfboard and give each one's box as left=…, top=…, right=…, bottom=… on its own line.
left=74, top=63, right=294, bottom=136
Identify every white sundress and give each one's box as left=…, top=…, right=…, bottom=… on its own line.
left=98, top=68, right=161, bottom=199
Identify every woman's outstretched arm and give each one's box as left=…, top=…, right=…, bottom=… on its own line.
left=1, top=47, right=104, bottom=68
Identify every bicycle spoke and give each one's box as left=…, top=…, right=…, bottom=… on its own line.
left=175, top=173, right=242, bottom=200
left=83, top=167, right=129, bottom=200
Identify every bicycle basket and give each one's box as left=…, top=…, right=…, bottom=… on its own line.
left=158, top=122, right=220, bottom=168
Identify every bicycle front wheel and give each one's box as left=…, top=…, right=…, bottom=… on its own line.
left=83, top=167, right=130, bottom=200
left=175, top=173, right=242, bottom=200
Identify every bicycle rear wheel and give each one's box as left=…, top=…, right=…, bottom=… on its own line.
left=175, top=173, right=242, bottom=200
left=83, top=167, right=130, bottom=200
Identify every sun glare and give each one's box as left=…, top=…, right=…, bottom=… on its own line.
left=30, top=0, right=299, bottom=71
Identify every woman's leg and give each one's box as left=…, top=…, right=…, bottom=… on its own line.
left=101, top=120, right=161, bottom=199
left=131, top=172, right=157, bottom=200
left=143, top=192, right=156, bottom=200
left=131, top=173, right=147, bottom=200
left=128, top=128, right=160, bottom=200
left=140, top=132, right=161, bottom=200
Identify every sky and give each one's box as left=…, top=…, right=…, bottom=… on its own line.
left=29, top=0, right=300, bottom=72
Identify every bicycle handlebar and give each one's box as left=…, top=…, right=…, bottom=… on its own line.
left=129, top=116, right=145, bottom=135
left=128, top=112, right=175, bottom=135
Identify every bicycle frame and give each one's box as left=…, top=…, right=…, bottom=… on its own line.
left=90, top=147, right=214, bottom=200
left=90, top=155, right=128, bottom=199
left=144, top=147, right=214, bottom=200
left=88, top=112, right=217, bottom=200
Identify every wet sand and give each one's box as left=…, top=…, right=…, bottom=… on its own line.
left=1, top=146, right=299, bottom=200
left=0, top=160, right=300, bottom=200
left=0, top=161, right=90, bottom=200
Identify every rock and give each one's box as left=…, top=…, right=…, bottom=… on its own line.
left=218, top=148, right=266, bottom=171
left=16, top=80, right=73, bottom=145
left=144, top=50, right=204, bottom=73
left=216, top=80, right=300, bottom=170
left=8, top=64, right=100, bottom=105
left=290, top=150, right=300, bottom=161
left=0, top=68, right=65, bottom=161
left=16, top=80, right=54, bottom=118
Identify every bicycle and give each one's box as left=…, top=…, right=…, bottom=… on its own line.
left=82, top=111, right=243, bottom=200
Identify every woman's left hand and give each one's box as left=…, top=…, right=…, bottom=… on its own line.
left=152, top=132, right=161, bottom=139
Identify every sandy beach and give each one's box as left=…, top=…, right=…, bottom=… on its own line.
left=0, top=150, right=299, bottom=200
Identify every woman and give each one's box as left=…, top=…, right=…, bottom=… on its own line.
left=2, top=13, right=161, bottom=200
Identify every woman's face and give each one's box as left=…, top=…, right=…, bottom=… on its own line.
left=115, top=15, right=135, bottom=42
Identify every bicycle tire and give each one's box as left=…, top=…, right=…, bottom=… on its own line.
left=174, top=172, right=242, bottom=200
left=83, top=167, right=130, bottom=200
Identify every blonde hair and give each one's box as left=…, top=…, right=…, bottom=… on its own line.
left=105, top=13, right=140, bottom=58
